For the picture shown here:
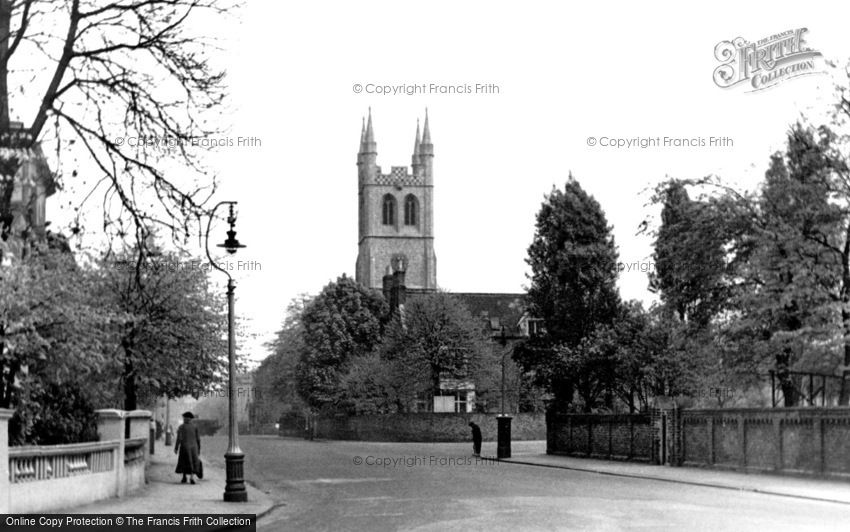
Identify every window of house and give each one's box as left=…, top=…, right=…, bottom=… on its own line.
left=404, top=194, right=418, bottom=226
left=382, top=194, right=396, bottom=225
left=415, top=392, right=430, bottom=413
left=528, top=319, right=543, bottom=337
left=454, top=391, right=468, bottom=413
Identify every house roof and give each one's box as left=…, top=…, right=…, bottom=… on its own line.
left=400, top=289, right=529, bottom=336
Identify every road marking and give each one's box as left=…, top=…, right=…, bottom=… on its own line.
left=296, top=477, right=394, bottom=484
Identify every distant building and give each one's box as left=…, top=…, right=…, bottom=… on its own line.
left=356, top=111, right=537, bottom=413
left=1, top=121, right=55, bottom=260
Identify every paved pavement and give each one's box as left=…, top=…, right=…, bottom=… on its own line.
left=500, top=450, right=850, bottom=506
left=234, top=436, right=850, bottom=531
left=63, top=436, right=275, bottom=520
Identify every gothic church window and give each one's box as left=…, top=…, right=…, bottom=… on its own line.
left=382, top=194, right=396, bottom=225
left=404, top=194, right=418, bottom=226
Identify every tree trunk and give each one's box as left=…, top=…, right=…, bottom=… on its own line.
left=551, top=377, right=573, bottom=413
left=0, top=353, right=19, bottom=409
left=776, top=348, right=798, bottom=407
left=0, top=0, right=15, bottom=256
left=0, top=0, right=11, bottom=130
left=840, top=227, right=850, bottom=405
left=123, top=359, right=137, bottom=411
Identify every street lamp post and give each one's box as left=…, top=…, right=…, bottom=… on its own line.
left=205, top=201, right=248, bottom=503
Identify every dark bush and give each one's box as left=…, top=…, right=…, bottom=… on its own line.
left=9, top=381, right=99, bottom=445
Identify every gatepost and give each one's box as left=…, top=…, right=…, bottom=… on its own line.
left=127, top=410, right=153, bottom=463
left=95, top=409, right=126, bottom=497
left=0, top=409, right=12, bottom=513
left=650, top=396, right=679, bottom=465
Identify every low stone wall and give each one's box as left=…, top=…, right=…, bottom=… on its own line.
left=297, top=413, right=545, bottom=442
left=1, top=408, right=152, bottom=513
left=547, top=413, right=653, bottom=462
left=243, top=423, right=278, bottom=436
left=679, top=408, right=850, bottom=478
left=545, top=407, right=850, bottom=479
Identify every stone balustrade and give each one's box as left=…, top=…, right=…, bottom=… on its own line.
left=0, top=408, right=152, bottom=513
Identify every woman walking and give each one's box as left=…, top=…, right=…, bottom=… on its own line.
left=174, top=411, right=202, bottom=484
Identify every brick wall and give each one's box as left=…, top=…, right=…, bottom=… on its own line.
left=283, top=413, right=545, bottom=442
left=679, top=408, right=850, bottom=478
left=547, top=407, right=850, bottom=479
left=546, top=413, right=653, bottom=462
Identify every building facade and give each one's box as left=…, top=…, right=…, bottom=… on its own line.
left=355, top=109, right=437, bottom=291
left=1, top=121, right=55, bottom=260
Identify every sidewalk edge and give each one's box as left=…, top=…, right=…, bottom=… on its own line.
left=495, top=457, right=850, bottom=506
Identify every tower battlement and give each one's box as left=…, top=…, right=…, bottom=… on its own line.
left=355, top=109, right=437, bottom=291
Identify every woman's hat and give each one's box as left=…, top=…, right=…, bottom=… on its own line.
left=182, top=411, right=195, bottom=419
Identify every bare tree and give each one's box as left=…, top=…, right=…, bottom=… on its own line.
left=0, top=0, right=234, bottom=255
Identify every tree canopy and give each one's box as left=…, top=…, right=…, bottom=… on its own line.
left=295, top=275, right=387, bottom=410
left=517, top=176, right=620, bottom=410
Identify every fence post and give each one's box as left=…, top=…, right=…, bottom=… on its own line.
left=668, top=408, right=681, bottom=466
left=814, top=416, right=824, bottom=474
left=707, top=417, right=715, bottom=466
left=772, top=415, right=782, bottom=471
left=0, top=409, right=12, bottom=513
left=770, top=370, right=775, bottom=407
left=737, top=414, right=746, bottom=471
left=673, top=409, right=681, bottom=466
left=96, top=409, right=126, bottom=497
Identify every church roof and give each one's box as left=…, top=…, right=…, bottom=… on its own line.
left=453, top=292, right=528, bottom=335
left=401, top=290, right=529, bottom=335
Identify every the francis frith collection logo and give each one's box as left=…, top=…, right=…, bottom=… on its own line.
left=713, top=28, right=823, bottom=91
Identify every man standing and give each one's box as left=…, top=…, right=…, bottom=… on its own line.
left=468, top=421, right=482, bottom=456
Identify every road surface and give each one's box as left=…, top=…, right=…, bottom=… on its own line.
left=204, top=436, right=846, bottom=531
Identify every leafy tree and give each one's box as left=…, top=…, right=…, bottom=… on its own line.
left=554, top=329, right=618, bottom=412
left=342, top=352, right=415, bottom=414
left=0, top=248, right=112, bottom=442
left=347, top=292, right=490, bottom=413
left=651, top=180, right=729, bottom=326
left=295, top=275, right=387, bottom=410
left=733, top=125, right=844, bottom=404
left=517, top=176, right=620, bottom=410
left=104, top=249, right=227, bottom=410
left=647, top=124, right=849, bottom=406
left=384, top=293, right=489, bottom=393
left=253, top=296, right=310, bottom=423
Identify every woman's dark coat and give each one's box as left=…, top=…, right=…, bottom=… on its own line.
left=174, top=420, right=201, bottom=475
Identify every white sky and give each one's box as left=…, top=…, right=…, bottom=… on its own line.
left=44, top=1, right=850, bottom=365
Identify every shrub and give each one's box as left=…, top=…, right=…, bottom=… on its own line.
left=10, top=381, right=99, bottom=445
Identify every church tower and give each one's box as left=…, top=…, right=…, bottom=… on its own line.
left=355, top=109, right=437, bottom=291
